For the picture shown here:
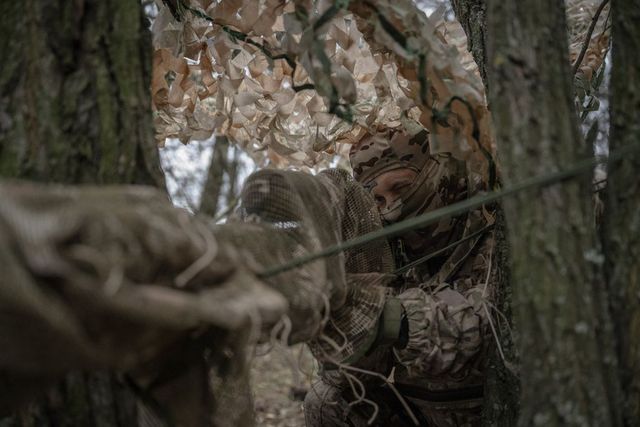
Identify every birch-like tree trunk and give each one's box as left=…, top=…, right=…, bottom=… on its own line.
left=200, top=136, right=230, bottom=217
left=603, top=0, right=640, bottom=423
left=486, top=0, right=623, bottom=425
left=0, top=0, right=163, bottom=425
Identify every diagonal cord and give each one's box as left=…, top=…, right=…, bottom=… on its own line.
left=257, top=142, right=640, bottom=279
left=393, top=223, right=495, bottom=276
left=572, top=0, right=610, bottom=76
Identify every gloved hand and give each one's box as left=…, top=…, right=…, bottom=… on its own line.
left=393, top=286, right=483, bottom=378
left=306, top=273, right=399, bottom=366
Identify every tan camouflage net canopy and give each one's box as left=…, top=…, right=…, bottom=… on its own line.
left=152, top=0, right=610, bottom=184
left=151, top=0, right=494, bottom=184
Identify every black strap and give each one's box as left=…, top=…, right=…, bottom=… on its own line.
left=394, top=383, right=484, bottom=403
left=373, top=384, right=431, bottom=426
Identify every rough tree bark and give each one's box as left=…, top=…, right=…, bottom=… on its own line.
left=449, top=2, right=520, bottom=425
left=0, top=0, right=164, bottom=187
left=226, top=147, right=240, bottom=208
left=451, top=0, right=489, bottom=92
left=603, top=0, right=640, bottom=423
left=0, top=0, right=164, bottom=425
left=487, top=0, right=623, bottom=426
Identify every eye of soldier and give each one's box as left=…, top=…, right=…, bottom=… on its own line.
left=370, top=168, right=417, bottom=210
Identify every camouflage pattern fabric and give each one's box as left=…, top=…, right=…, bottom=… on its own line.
left=349, top=129, right=471, bottom=259
left=0, top=173, right=393, bottom=423
left=305, top=229, right=496, bottom=427
left=392, top=230, right=497, bottom=427
left=349, top=129, right=433, bottom=185
left=306, top=274, right=393, bottom=366
left=304, top=128, right=497, bottom=426
left=227, top=168, right=395, bottom=351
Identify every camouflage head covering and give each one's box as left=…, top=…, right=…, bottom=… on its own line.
left=349, top=128, right=470, bottom=261
left=349, top=129, right=432, bottom=185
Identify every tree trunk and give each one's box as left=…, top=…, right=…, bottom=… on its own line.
left=449, top=3, right=520, bottom=425
left=603, top=0, right=640, bottom=423
left=226, top=146, right=240, bottom=209
left=486, top=0, right=623, bottom=425
left=0, top=0, right=163, bottom=187
left=200, top=137, right=229, bottom=217
left=199, top=137, right=254, bottom=424
left=451, top=0, right=489, bottom=91
left=0, top=0, right=164, bottom=425
left=479, top=210, right=519, bottom=427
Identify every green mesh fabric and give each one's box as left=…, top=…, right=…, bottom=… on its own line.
left=0, top=170, right=393, bottom=394
left=216, top=168, right=395, bottom=352
left=0, top=165, right=497, bottom=426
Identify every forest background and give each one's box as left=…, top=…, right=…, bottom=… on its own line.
left=0, top=0, right=638, bottom=426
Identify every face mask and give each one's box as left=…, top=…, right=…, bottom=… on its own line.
left=383, top=156, right=468, bottom=257
left=379, top=197, right=404, bottom=223
left=385, top=160, right=439, bottom=223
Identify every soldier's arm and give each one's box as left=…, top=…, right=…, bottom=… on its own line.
left=392, top=238, right=496, bottom=378
left=325, top=236, right=496, bottom=378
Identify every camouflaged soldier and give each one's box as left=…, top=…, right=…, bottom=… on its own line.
left=304, top=128, right=497, bottom=427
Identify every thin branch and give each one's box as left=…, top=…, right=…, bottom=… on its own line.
left=362, top=1, right=409, bottom=49
left=572, top=0, right=610, bottom=76
left=172, top=0, right=302, bottom=73
left=394, top=223, right=494, bottom=275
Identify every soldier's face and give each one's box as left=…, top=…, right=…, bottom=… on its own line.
left=369, top=168, right=417, bottom=216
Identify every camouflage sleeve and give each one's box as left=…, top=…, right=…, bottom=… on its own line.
left=393, top=284, right=488, bottom=378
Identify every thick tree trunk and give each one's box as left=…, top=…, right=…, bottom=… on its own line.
left=0, top=0, right=164, bottom=425
left=487, top=0, right=623, bottom=425
left=449, top=3, right=520, bottom=425
left=603, top=0, right=640, bottom=423
left=479, top=210, right=519, bottom=427
left=0, top=0, right=163, bottom=187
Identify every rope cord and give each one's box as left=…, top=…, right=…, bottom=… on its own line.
left=393, top=223, right=495, bottom=276
left=257, top=142, right=639, bottom=279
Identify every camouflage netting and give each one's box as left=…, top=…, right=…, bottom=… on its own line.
left=215, top=167, right=395, bottom=357
left=0, top=169, right=394, bottom=417
left=151, top=0, right=495, bottom=184
left=152, top=0, right=610, bottom=185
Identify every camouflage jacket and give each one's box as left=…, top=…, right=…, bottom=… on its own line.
left=308, top=127, right=498, bottom=426
left=311, top=205, right=497, bottom=427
